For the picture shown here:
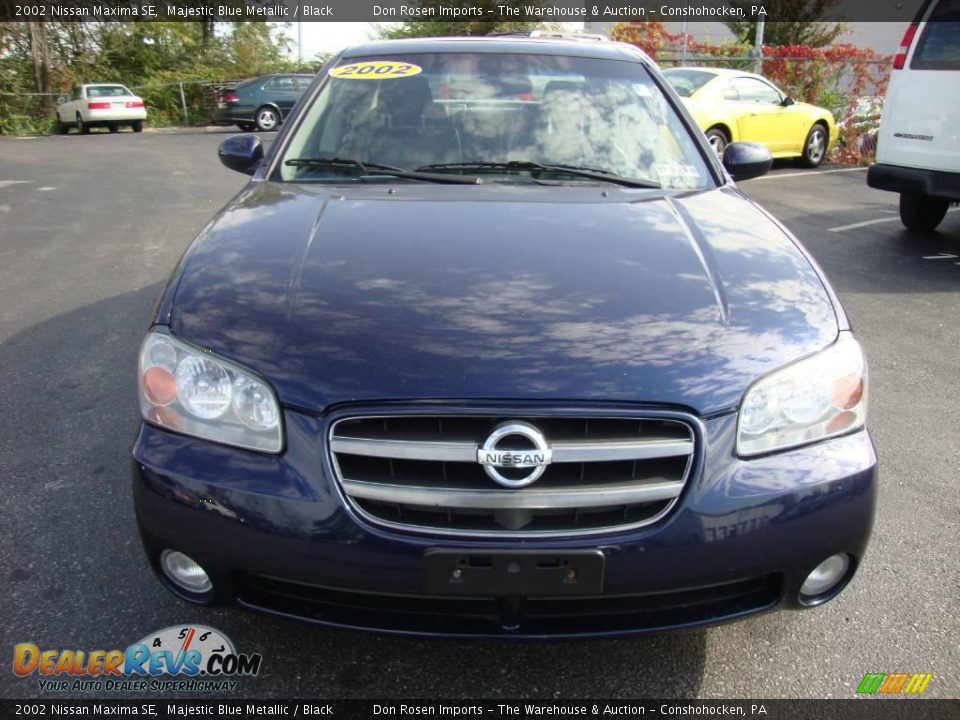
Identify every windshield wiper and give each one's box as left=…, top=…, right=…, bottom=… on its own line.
left=284, top=157, right=481, bottom=185
left=416, top=161, right=661, bottom=189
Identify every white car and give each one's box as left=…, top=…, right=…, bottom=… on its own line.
left=867, top=0, right=960, bottom=231
left=56, top=84, right=147, bottom=135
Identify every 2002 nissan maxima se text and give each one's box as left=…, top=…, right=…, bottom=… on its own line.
left=133, top=37, right=876, bottom=638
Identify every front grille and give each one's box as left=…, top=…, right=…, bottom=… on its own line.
left=237, top=573, right=780, bottom=636
left=329, top=414, right=697, bottom=536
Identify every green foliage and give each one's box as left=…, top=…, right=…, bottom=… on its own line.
left=0, top=114, right=57, bottom=136
left=724, top=0, right=847, bottom=47
left=0, top=21, right=303, bottom=135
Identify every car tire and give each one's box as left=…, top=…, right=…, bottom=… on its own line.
left=238, top=123, right=256, bottom=132
left=899, top=193, right=949, bottom=232
left=109, top=124, right=119, bottom=133
left=56, top=115, right=68, bottom=134
left=132, top=120, right=144, bottom=133
left=77, top=114, right=90, bottom=134
left=254, top=106, right=279, bottom=133
left=798, top=123, right=828, bottom=167
left=705, top=127, right=729, bottom=158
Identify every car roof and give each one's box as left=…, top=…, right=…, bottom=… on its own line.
left=80, top=83, right=130, bottom=87
left=340, top=36, right=651, bottom=64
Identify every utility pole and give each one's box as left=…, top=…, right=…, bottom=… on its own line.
left=754, top=19, right=765, bottom=75
left=680, top=21, right=688, bottom=66
left=297, top=22, right=302, bottom=67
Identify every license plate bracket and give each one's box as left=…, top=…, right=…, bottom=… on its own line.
left=423, top=549, right=604, bottom=596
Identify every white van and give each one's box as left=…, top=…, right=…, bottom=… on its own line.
left=867, top=0, right=960, bottom=231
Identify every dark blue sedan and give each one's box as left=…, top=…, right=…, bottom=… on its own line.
left=132, top=36, right=876, bottom=638
left=214, top=73, right=314, bottom=132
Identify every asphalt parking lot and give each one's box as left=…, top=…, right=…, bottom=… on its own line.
left=1, top=128, right=958, bottom=700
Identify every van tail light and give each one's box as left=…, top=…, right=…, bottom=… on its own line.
left=125, top=100, right=144, bottom=108
left=893, top=23, right=918, bottom=70
left=87, top=101, right=111, bottom=110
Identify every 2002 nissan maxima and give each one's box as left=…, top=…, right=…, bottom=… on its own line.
left=133, top=36, right=876, bottom=638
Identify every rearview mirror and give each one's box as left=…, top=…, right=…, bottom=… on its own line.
left=722, top=142, right=773, bottom=182
left=781, top=97, right=795, bottom=107
left=218, top=134, right=264, bottom=175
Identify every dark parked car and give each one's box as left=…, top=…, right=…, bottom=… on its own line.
left=214, top=73, right=313, bottom=132
left=134, top=37, right=876, bottom=638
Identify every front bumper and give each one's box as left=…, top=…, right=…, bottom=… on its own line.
left=867, top=163, right=960, bottom=201
left=132, top=406, right=877, bottom=639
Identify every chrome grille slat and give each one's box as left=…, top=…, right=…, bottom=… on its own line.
left=330, top=436, right=694, bottom=463
left=550, top=439, right=694, bottom=463
left=329, top=413, right=697, bottom=537
left=341, top=479, right=685, bottom=509
left=330, top=437, right=477, bottom=462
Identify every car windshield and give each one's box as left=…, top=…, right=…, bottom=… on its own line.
left=87, top=85, right=132, bottom=98
left=278, top=52, right=712, bottom=190
left=662, top=69, right=717, bottom=97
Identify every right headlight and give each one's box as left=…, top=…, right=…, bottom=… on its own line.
left=138, top=329, right=283, bottom=453
left=737, top=332, right=867, bottom=457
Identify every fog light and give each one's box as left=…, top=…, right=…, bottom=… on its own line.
left=160, top=550, right=213, bottom=594
left=800, top=554, right=850, bottom=598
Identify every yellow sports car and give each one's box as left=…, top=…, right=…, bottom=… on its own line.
left=662, top=67, right=837, bottom=167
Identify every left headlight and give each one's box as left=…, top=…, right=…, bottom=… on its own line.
left=737, top=332, right=867, bottom=457
left=138, top=329, right=283, bottom=453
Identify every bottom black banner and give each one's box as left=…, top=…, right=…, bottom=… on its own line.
left=1, top=700, right=956, bottom=720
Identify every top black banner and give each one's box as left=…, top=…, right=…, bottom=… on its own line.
left=0, top=0, right=938, bottom=23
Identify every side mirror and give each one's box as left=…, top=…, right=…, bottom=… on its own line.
left=781, top=96, right=795, bottom=107
left=722, top=141, right=773, bottom=182
left=57, top=96, right=67, bottom=105
left=218, top=134, right=264, bottom=175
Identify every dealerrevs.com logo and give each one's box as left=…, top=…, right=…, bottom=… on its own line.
left=13, top=625, right=262, bottom=693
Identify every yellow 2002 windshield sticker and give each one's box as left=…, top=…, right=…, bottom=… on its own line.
left=329, top=61, right=423, bottom=80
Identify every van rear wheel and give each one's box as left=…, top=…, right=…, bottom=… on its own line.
left=899, top=193, right=949, bottom=232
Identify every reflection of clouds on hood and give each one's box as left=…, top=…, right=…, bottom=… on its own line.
left=172, top=182, right=838, bottom=413
left=734, top=279, right=836, bottom=332
left=545, top=308, right=820, bottom=401
left=340, top=273, right=829, bottom=401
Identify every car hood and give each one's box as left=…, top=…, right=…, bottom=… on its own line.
left=167, top=182, right=838, bottom=416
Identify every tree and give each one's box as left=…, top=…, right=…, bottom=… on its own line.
left=27, top=21, right=51, bottom=113
left=377, top=0, right=540, bottom=38
left=724, top=0, right=847, bottom=48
